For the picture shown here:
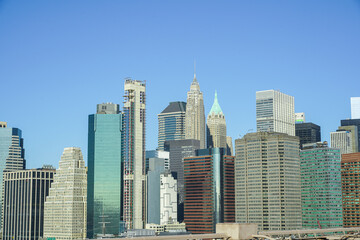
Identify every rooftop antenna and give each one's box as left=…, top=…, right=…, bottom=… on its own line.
left=194, top=60, right=196, bottom=80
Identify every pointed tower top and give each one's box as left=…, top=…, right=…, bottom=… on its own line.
left=193, top=60, right=197, bottom=82
left=209, top=90, right=223, bottom=115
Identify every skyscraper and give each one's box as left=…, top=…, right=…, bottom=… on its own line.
left=184, top=148, right=234, bottom=233
left=87, top=103, right=123, bottom=238
left=341, top=119, right=360, bottom=153
left=351, top=97, right=360, bottom=119
left=2, top=167, right=55, bottom=240
left=341, top=152, right=360, bottom=227
left=256, top=90, right=295, bottom=136
left=185, top=74, right=206, bottom=148
left=331, top=126, right=359, bottom=154
left=163, top=139, right=200, bottom=222
left=123, top=79, right=146, bottom=229
left=207, top=91, right=227, bottom=150
left=0, top=122, right=26, bottom=226
left=235, top=132, right=301, bottom=230
left=295, top=122, right=321, bottom=149
left=158, top=102, right=186, bottom=150
left=301, top=142, right=343, bottom=229
left=44, top=147, right=87, bottom=240
left=147, top=157, right=177, bottom=226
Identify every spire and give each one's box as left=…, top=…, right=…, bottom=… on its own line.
left=193, top=60, right=197, bottom=82
left=209, top=90, right=223, bottom=115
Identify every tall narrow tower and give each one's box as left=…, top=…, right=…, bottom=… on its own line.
left=123, top=79, right=146, bottom=230
left=185, top=73, right=206, bottom=148
left=207, top=91, right=227, bottom=150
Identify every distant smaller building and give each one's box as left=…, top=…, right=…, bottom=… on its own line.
left=341, top=152, right=360, bottom=227
left=2, top=167, right=55, bottom=240
left=351, top=97, right=360, bottom=119
left=295, top=122, right=321, bottom=149
left=295, top=112, right=306, bottom=123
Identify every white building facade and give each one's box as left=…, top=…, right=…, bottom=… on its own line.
left=160, top=172, right=178, bottom=225
left=43, top=147, right=87, bottom=240
left=351, top=97, right=360, bottom=119
left=123, top=79, right=146, bottom=229
left=256, top=90, right=295, bottom=136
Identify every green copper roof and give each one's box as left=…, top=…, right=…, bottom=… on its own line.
left=209, top=91, right=223, bottom=115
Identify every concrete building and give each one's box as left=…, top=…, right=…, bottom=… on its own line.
left=123, top=79, right=146, bottom=229
left=341, top=119, right=360, bottom=153
left=147, top=159, right=178, bottom=227
left=295, top=122, right=321, bottom=149
left=185, top=73, right=206, bottom=148
left=184, top=148, right=235, bottom=233
left=235, top=132, right=301, bottom=231
left=160, top=171, right=177, bottom=225
left=341, top=152, right=360, bottom=227
left=351, top=97, right=360, bottom=119
left=207, top=91, right=227, bottom=151
left=87, top=103, right=123, bottom=238
left=256, top=90, right=295, bottom=136
left=163, top=139, right=200, bottom=222
left=158, top=102, right=186, bottom=150
left=2, top=167, right=55, bottom=240
left=301, top=142, right=343, bottom=229
left=146, top=150, right=169, bottom=173
left=43, top=147, right=87, bottom=240
left=0, top=122, right=26, bottom=227
left=331, top=129, right=356, bottom=155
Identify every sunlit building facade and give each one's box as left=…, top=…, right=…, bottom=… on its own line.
left=87, top=103, right=123, bottom=238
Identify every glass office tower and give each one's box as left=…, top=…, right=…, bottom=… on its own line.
left=87, top=103, right=123, bottom=238
left=0, top=122, right=25, bottom=228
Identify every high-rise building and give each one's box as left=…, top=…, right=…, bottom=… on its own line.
left=163, top=139, right=200, bottom=222
left=2, top=167, right=55, bottom=240
left=147, top=157, right=166, bottom=225
left=295, top=122, right=321, bottom=149
left=43, top=147, right=87, bottom=240
left=123, top=79, right=146, bottom=229
left=158, top=102, right=186, bottom=150
left=341, top=152, right=360, bottom=227
left=207, top=91, right=227, bottom=151
left=301, top=142, right=343, bottom=229
left=341, top=119, right=360, bottom=153
left=235, top=132, right=301, bottom=230
left=256, top=90, right=295, bottom=136
left=147, top=157, right=177, bottom=225
left=351, top=97, right=360, bottom=119
left=184, top=148, right=234, bottom=233
left=185, top=74, right=206, bottom=148
left=0, top=122, right=26, bottom=226
left=87, top=103, right=123, bottom=238
left=331, top=126, right=359, bottom=154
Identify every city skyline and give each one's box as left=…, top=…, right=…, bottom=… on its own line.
left=1, top=1, right=360, bottom=168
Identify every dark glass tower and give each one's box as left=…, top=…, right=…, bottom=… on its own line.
left=183, top=148, right=234, bottom=233
left=87, top=103, right=123, bottom=238
left=158, top=101, right=186, bottom=150
left=0, top=123, right=26, bottom=226
left=295, top=122, right=321, bottom=149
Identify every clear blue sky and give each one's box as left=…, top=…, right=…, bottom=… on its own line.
left=1, top=1, right=359, bottom=168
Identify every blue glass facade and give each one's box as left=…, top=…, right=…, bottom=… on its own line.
left=87, top=112, right=123, bottom=238
left=0, top=126, right=25, bottom=227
